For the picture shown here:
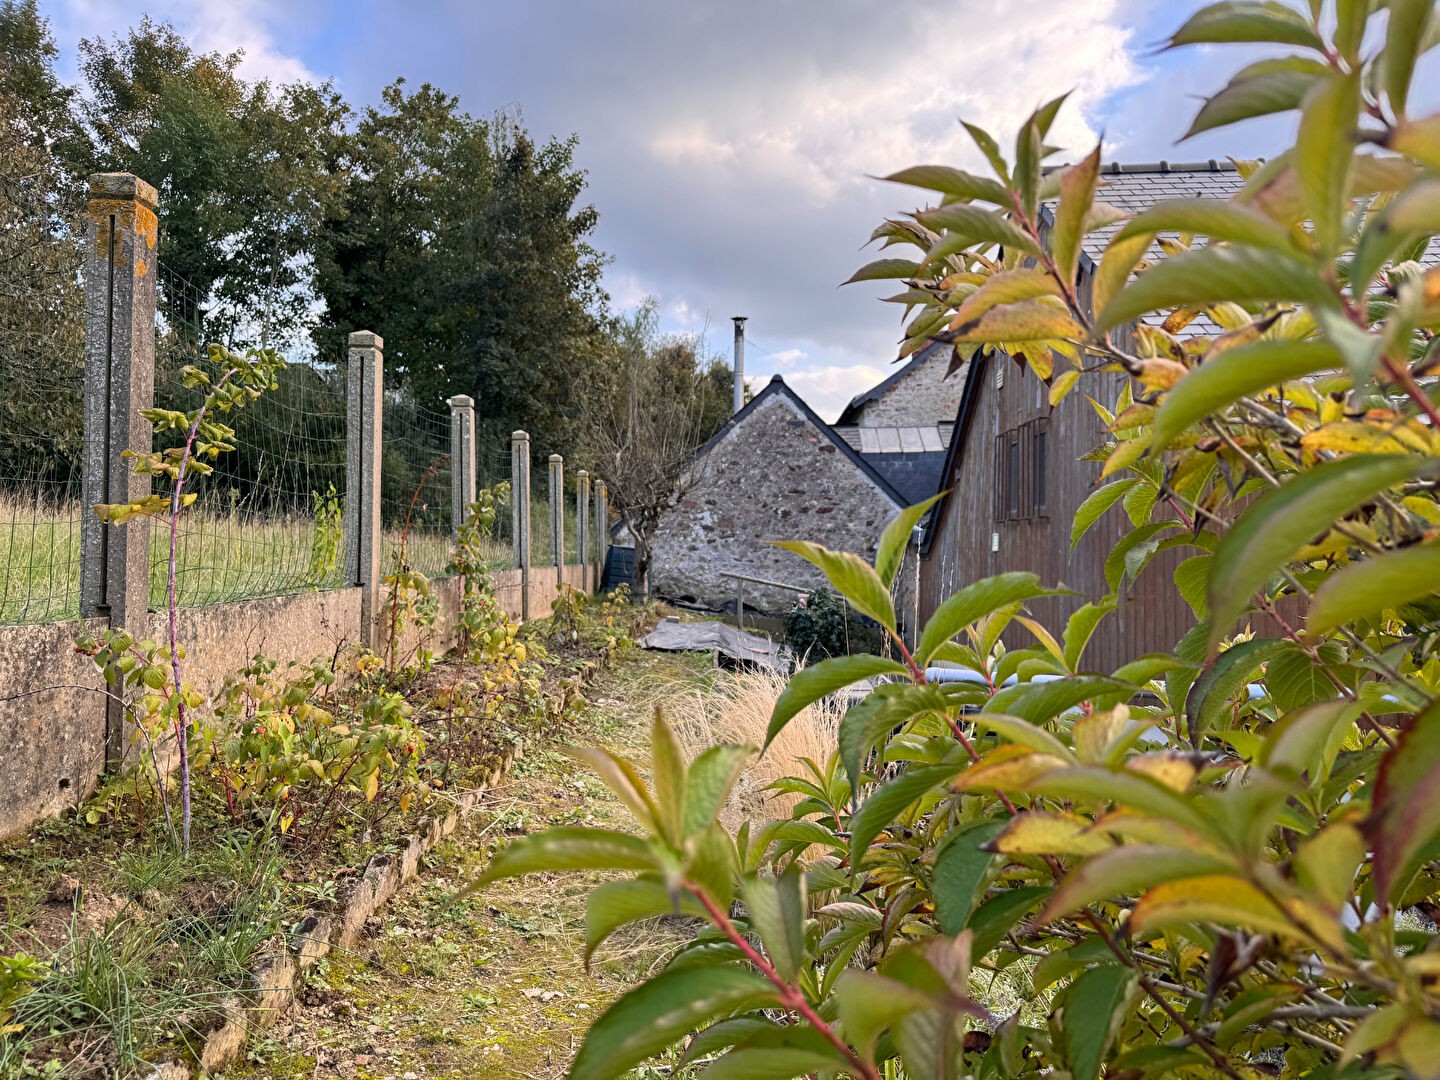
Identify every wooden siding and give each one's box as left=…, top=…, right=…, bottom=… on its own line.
left=920, top=347, right=1202, bottom=674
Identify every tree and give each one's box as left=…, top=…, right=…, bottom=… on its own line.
left=471, top=3, right=1440, bottom=1077
left=0, top=2, right=84, bottom=487
left=583, top=300, right=732, bottom=597
left=75, top=18, right=347, bottom=350
left=313, top=84, right=610, bottom=460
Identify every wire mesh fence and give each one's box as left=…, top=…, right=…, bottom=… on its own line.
left=0, top=157, right=86, bottom=625
left=0, top=294, right=85, bottom=625
left=381, top=394, right=453, bottom=580
left=151, top=262, right=349, bottom=608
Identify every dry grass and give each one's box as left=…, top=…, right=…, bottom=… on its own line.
left=669, top=666, right=843, bottom=831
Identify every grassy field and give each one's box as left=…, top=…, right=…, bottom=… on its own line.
left=0, top=493, right=516, bottom=625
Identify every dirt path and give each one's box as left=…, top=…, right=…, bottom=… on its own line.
left=221, top=648, right=716, bottom=1080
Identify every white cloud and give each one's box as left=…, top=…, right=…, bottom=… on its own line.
left=53, top=0, right=317, bottom=86
left=768, top=363, right=888, bottom=424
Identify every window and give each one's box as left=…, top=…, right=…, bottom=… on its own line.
left=995, top=417, right=1048, bottom=522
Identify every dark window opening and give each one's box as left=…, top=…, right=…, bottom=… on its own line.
left=995, top=418, right=1049, bottom=522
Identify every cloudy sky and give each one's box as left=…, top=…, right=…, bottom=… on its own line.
left=42, top=1, right=1364, bottom=418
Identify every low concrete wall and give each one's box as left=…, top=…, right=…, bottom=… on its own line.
left=0, top=616, right=110, bottom=839
left=0, top=564, right=597, bottom=839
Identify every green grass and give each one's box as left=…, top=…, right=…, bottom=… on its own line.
left=0, top=829, right=294, bottom=1077
left=0, top=493, right=515, bottom=625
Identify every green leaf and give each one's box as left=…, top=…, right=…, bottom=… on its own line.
left=772, top=540, right=896, bottom=632
left=1053, top=145, right=1102, bottom=282
left=586, top=879, right=698, bottom=966
left=851, top=763, right=964, bottom=866
left=1352, top=178, right=1440, bottom=292
left=1296, top=71, right=1361, bottom=254
left=835, top=971, right=935, bottom=1063
left=1166, top=2, right=1325, bottom=50
left=1064, top=965, right=1137, bottom=1080
left=1185, top=637, right=1287, bottom=743
left=741, top=868, right=807, bottom=983
left=1041, top=845, right=1237, bottom=924
left=564, top=747, right=661, bottom=832
left=1259, top=699, right=1358, bottom=782
left=1025, top=767, right=1210, bottom=834
left=1365, top=699, right=1440, bottom=903
left=1063, top=599, right=1117, bottom=671
left=1266, top=641, right=1338, bottom=712
left=1095, top=246, right=1337, bottom=333
left=1150, top=339, right=1342, bottom=450
left=968, top=885, right=1052, bottom=957
left=471, top=827, right=659, bottom=891
left=877, top=494, right=944, bottom=590
left=880, top=165, right=1010, bottom=204
left=933, top=820, right=1005, bottom=935
left=1384, top=0, right=1434, bottom=116
left=1115, top=197, right=1299, bottom=253
left=962, top=121, right=1010, bottom=182
left=652, top=710, right=687, bottom=844
left=1071, top=479, right=1139, bottom=550
left=915, top=572, right=1047, bottom=665
left=1184, top=68, right=1321, bottom=139
left=837, top=682, right=951, bottom=794
left=843, top=258, right=921, bottom=285
left=1092, top=233, right=1154, bottom=320
left=1105, top=522, right=1180, bottom=592
left=684, top=744, right=753, bottom=837
left=699, top=1047, right=850, bottom=1080
left=916, top=203, right=1041, bottom=257
left=765, top=653, right=908, bottom=750
left=970, top=712, right=1077, bottom=761
left=570, top=965, right=778, bottom=1080
left=1308, top=540, right=1440, bottom=635
left=1174, top=555, right=1212, bottom=619
left=988, top=677, right=1134, bottom=726
left=1208, top=455, right=1432, bottom=651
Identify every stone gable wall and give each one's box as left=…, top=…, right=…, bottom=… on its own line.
left=854, top=354, right=969, bottom=428
left=651, top=392, right=899, bottom=612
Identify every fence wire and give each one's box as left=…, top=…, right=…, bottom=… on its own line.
left=0, top=301, right=84, bottom=625
left=152, top=262, right=349, bottom=608
left=382, top=394, right=453, bottom=580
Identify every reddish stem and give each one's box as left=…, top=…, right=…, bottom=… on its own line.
left=686, top=882, right=881, bottom=1080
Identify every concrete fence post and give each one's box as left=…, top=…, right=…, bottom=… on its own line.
left=345, top=331, right=384, bottom=650
left=80, top=173, right=158, bottom=767
left=447, top=395, right=476, bottom=534
left=576, top=469, right=590, bottom=592
left=595, top=481, right=609, bottom=590
left=511, top=431, right=531, bottom=620
left=548, top=454, right=565, bottom=590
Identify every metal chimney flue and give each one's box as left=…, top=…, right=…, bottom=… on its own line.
left=731, top=316, right=747, bottom=415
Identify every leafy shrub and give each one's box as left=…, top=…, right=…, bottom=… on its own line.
left=781, top=585, right=882, bottom=662
left=472, top=4, right=1440, bottom=1077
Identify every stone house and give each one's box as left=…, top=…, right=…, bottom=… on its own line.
left=649, top=374, right=909, bottom=617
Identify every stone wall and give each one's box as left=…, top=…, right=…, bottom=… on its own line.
left=854, top=352, right=969, bottom=428
left=651, top=389, right=900, bottom=612
left=0, top=563, right=595, bottom=840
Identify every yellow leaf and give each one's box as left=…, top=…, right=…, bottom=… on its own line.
left=1138, top=358, right=1189, bottom=391
left=400, top=791, right=413, bottom=813
left=954, top=745, right=1067, bottom=791
left=1125, top=753, right=1199, bottom=792
left=993, top=811, right=1114, bottom=856
left=363, top=768, right=379, bottom=803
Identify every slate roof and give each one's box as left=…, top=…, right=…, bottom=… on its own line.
left=832, top=423, right=953, bottom=453
left=1042, top=160, right=1249, bottom=339
left=861, top=451, right=950, bottom=508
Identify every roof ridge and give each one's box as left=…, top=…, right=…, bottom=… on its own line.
left=1042, top=158, right=1247, bottom=176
